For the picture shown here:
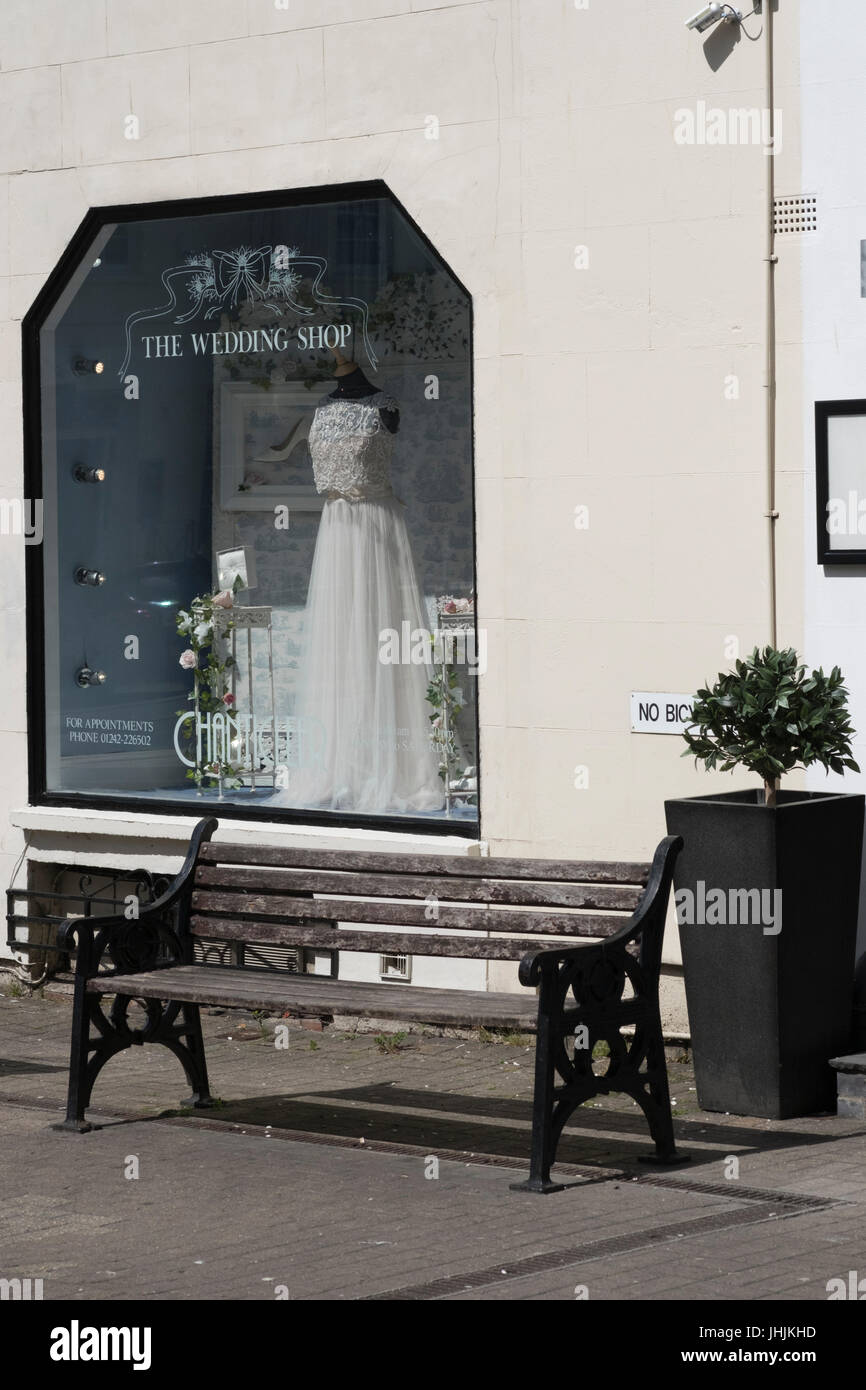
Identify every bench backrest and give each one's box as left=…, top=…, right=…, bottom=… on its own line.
left=189, top=839, right=652, bottom=966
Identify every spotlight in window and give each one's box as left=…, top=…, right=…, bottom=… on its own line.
left=74, top=567, right=106, bottom=587
left=72, top=357, right=105, bottom=376
left=76, top=666, right=106, bottom=688
left=685, top=4, right=742, bottom=31
left=72, top=464, right=106, bottom=484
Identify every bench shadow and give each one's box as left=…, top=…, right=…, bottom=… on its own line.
left=0, top=1056, right=66, bottom=1076
left=202, top=1093, right=630, bottom=1167
left=156, top=1083, right=860, bottom=1172
left=317, top=1084, right=866, bottom=1150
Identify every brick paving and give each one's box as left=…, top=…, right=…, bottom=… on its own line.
left=1, top=990, right=865, bottom=1301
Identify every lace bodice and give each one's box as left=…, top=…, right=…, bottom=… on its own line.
left=309, top=391, right=400, bottom=498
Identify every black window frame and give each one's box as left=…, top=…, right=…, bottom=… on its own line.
left=815, top=398, right=866, bottom=566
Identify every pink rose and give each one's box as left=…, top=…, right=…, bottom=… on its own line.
left=442, top=599, right=457, bottom=614
left=179, top=649, right=197, bottom=670
left=222, top=692, right=235, bottom=706
left=212, top=589, right=234, bottom=609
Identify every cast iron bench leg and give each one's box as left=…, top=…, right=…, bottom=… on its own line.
left=172, top=1003, right=215, bottom=1109
left=54, top=980, right=130, bottom=1133
left=55, top=986, right=214, bottom=1131
left=635, top=1018, right=688, bottom=1166
left=56, top=974, right=96, bottom=1133
left=510, top=983, right=565, bottom=1193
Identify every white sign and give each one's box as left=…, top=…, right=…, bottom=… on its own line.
left=630, top=692, right=694, bottom=735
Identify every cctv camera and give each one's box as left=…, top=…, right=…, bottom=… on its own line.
left=685, top=4, right=724, bottom=31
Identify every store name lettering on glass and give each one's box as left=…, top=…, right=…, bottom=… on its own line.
left=119, top=243, right=377, bottom=377
left=139, top=324, right=354, bottom=360
left=34, top=194, right=477, bottom=824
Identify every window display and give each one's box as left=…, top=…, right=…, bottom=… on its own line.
left=26, top=185, right=478, bottom=829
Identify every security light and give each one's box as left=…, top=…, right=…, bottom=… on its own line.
left=72, top=464, right=105, bottom=483
left=76, top=666, right=106, bottom=688
left=685, top=4, right=742, bottom=31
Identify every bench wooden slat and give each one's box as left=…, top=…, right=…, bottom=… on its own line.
left=189, top=917, right=593, bottom=961
left=198, top=841, right=650, bottom=885
left=192, top=864, right=643, bottom=911
left=189, top=890, right=627, bottom=938
left=86, top=965, right=540, bottom=1030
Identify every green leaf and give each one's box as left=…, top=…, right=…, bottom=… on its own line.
left=678, top=646, right=859, bottom=789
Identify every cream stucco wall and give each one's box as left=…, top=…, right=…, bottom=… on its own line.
left=0, top=2, right=808, bottom=1020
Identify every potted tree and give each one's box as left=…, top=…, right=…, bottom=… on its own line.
left=665, top=646, right=864, bottom=1118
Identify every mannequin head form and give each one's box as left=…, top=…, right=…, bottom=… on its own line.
left=331, top=344, right=357, bottom=378
left=326, top=344, right=379, bottom=401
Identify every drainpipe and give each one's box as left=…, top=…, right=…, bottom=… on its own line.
left=764, top=0, right=778, bottom=647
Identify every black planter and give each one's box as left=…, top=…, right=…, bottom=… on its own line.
left=664, top=790, right=865, bottom=1119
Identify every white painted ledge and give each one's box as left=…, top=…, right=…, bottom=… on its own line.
left=10, top=805, right=486, bottom=875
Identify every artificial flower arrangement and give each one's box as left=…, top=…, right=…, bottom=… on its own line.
left=438, top=595, right=474, bottom=616
left=368, top=272, right=469, bottom=363
left=427, top=594, right=474, bottom=797
left=176, top=575, right=246, bottom=791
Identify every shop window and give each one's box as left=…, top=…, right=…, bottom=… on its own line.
left=25, top=184, right=478, bottom=831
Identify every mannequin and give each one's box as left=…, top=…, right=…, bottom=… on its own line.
left=330, top=347, right=399, bottom=432
left=281, top=344, right=444, bottom=815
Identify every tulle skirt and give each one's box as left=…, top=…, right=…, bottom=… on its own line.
left=283, top=494, right=445, bottom=814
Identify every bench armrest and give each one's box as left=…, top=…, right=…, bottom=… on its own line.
left=518, top=835, right=682, bottom=988
left=57, top=817, right=218, bottom=971
left=518, top=938, right=605, bottom=988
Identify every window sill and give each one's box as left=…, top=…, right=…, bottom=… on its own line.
left=10, top=804, right=486, bottom=874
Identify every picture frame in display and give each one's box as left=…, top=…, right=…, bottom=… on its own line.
left=218, top=380, right=331, bottom=513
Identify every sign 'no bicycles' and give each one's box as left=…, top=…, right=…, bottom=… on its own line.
left=630, top=692, right=694, bottom=735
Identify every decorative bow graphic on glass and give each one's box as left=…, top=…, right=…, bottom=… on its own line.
left=117, top=243, right=378, bottom=377
left=211, top=246, right=271, bottom=306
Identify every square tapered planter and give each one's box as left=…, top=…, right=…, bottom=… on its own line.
left=664, top=789, right=864, bottom=1119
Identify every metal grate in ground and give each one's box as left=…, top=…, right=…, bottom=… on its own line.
left=361, top=1206, right=803, bottom=1300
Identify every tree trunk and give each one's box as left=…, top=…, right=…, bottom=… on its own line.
left=763, top=778, right=779, bottom=808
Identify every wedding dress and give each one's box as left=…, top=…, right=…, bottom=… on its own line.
left=283, top=387, right=445, bottom=814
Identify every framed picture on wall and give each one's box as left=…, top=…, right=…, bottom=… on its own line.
left=816, top=399, right=866, bottom=564
left=218, top=381, right=331, bottom=512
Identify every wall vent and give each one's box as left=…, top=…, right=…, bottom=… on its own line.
left=773, top=195, right=817, bottom=234
left=194, top=939, right=303, bottom=973
left=243, top=943, right=303, bottom=973
left=379, top=953, right=411, bottom=982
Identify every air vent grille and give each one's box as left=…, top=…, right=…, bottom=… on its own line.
left=193, top=938, right=235, bottom=968
left=379, top=953, right=411, bottom=982
left=244, top=943, right=303, bottom=973
left=193, top=939, right=303, bottom=973
left=774, top=195, right=817, bottom=234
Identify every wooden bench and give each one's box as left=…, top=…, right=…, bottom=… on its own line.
left=54, top=818, right=684, bottom=1192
